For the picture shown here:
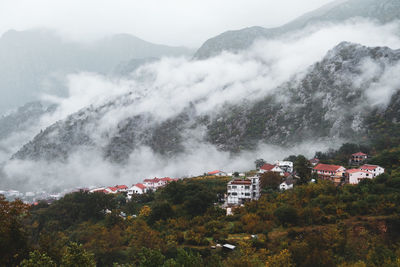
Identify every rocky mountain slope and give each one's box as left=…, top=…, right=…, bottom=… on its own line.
left=12, top=42, right=400, bottom=162
left=0, top=102, right=56, bottom=161
left=194, top=0, right=400, bottom=59
left=0, top=29, right=192, bottom=113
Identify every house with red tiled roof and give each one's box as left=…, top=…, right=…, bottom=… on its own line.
left=127, top=183, right=148, bottom=199
left=259, top=163, right=284, bottom=175
left=312, top=163, right=346, bottom=180
left=227, top=177, right=260, bottom=205
left=143, top=178, right=163, bottom=190
left=346, top=169, right=373, bottom=184
left=359, top=164, right=385, bottom=177
left=350, top=152, right=368, bottom=164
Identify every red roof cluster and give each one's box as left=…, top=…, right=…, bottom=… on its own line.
left=313, top=163, right=344, bottom=172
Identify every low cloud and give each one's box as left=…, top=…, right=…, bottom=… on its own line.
left=2, top=19, right=400, bottom=192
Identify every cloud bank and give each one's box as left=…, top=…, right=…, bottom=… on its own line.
left=2, top=19, right=400, bottom=192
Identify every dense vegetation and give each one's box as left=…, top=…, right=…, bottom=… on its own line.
left=1, top=153, right=400, bottom=266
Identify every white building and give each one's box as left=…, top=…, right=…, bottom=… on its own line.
left=359, top=164, right=385, bottom=177
left=227, top=176, right=260, bottom=205
left=275, top=161, right=294, bottom=173
left=127, top=183, right=147, bottom=199
left=346, top=169, right=372, bottom=184
left=279, top=178, right=294, bottom=190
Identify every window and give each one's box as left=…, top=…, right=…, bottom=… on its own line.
left=245, top=193, right=250, bottom=196
left=228, top=186, right=231, bottom=189
left=232, top=186, right=237, bottom=189
left=245, top=186, right=250, bottom=189
left=232, top=192, right=237, bottom=196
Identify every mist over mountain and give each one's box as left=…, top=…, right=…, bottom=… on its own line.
left=0, top=29, right=192, bottom=113
left=12, top=41, right=400, bottom=163
left=0, top=101, right=56, bottom=162
left=194, top=0, right=400, bottom=59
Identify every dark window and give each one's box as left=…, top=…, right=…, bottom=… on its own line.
left=245, top=186, right=250, bottom=189
left=232, top=192, right=237, bottom=196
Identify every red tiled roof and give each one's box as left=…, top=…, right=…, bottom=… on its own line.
left=108, top=187, right=118, bottom=192
left=116, top=185, right=128, bottom=189
left=135, top=183, right=146, bottom=190
left=313, top=163, right=344, bottom=172
left=360, top=164, right=378, bottom=170
left=260, top=163, right=275, bottom=171
left=143, top=178, right=161, bottom=183
left=352, top=152, right=367, bottom=156
left=231, top=179, right=251, bottom=185
left=309, top=158, right=320, bottom=163
left=346, top=169, right=370, bottom=174
left=208, top=170, right=222, bottom=175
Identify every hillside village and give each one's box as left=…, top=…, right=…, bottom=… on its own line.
left=2, top=149, right=385, bottom=209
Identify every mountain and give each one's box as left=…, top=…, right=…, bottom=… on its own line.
left=0, top=102, right=56, bottom=161
left=0, top=29, right=192, bottom=113
left=12, top=42, right=400, bottom=162
left=194, top=0, right=400, bottom=59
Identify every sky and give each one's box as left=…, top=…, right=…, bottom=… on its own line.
left=0, top=0, right=334, bottom=48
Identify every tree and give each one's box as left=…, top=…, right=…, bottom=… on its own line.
left=294, top=155, right=311, bottom=184
left=260, top=172, right=282, bottom=190
left=0, top=196, right=30, bottom=266
left=149, top=201, right=173, bottom=224
left=137, top=248, right=165, bottom=267
left=139, top=205, right=152, bottom=217
left=60, top=242, right=96, bottom=267
left=265, top=249, right=295, bottom=267
left=274, top=205, right=298, bottom=226
left=20, top=251, right=56, bottom=267
left=255, top=159, right=266, bottom=169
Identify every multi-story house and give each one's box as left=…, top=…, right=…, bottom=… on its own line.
left=312, top=163, right=346, bottom=181
left=227, top=176, right=260, bottom=205
left=350, top=152, right=368, bottom=164
left=346, top=169, right=373, bottom=184
left=359, top=164, right=385, bottom=177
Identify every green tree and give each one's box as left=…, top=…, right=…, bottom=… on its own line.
left=138, top=248, right=165, bottom=267
left=0, top=196, right=30, bottom=266
left=60, top=242, right=96, bottom=267
left=294, top=155, right=311, bottom=184
left=20, top=250, right=56, bottom=267
left=260, top=172, right=282, bottom=190
left=274, top=205, right=298, bottom=226
left=265, top=249, right=294, bottom=267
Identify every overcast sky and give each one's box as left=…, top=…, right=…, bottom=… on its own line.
left=0, top=0, right=334, bottom=48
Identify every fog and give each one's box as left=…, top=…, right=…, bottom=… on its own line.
left=2, top=18, right=400, bottom=191
left=0, top=0, right=333, bottom=47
